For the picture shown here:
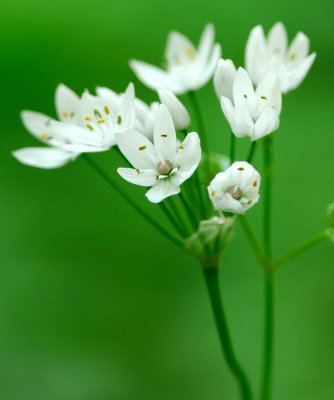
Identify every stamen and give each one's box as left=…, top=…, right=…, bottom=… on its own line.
left=70, top=112, right=75, bottom=118
left=186, top=48, right=196, bottom=60
left=85, top=116, right=92, bottom=121
left=98, top=118, right=105, bottom=124
left=117, top=115, right=122, bottom=125
left=252, top=180, right=257, bottom=187
left=178, top=145, right=184, bottom=150
left=243, top=94, right=248, bottom=99
left=237, top=167, right=244, bottom=171
left=211, top=191, right=216, bottom=196
left=260, top=96, right=268, bottom=100
left=138, top=145, right=147, bottom=151
left=161, top=134, right=168, bottom=138
left=62, top=111, right=68, bottom=118
left=86, top=124, right=94, bottom=131
left=135, top=168, right=140, bottom=175
left=94, top=109, right=102, bottom=119
left=289, top=53, right=297, bottom=61
left=104, top=106, right=110, bottom=114
left=248, top=199, right=252, bottom=204
left=40, top=133, right=49, bottom=140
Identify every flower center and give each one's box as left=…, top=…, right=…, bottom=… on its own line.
left=227, top=186, right=242, bottom=200
left=157, top=160, right=173, bottom=175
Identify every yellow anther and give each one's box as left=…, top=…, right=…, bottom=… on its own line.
left=260, top=96, right=268, bottom=100
left=289, top=53, right=297, bottom=61
left=98, top=118, right=105, bottom=124
left=186, top=48, right=196, bottom=60
left=86, top=124, right=94, bottom=131
left=135, top=168, right=140, bottom=175
left=62, top=111, right=68, bottom=118
left=178, top=145, right=184, bottom=149
left=211, top=191, right=216, bottom=196
left=161, top=134, right=168, bottom=138
left=40, top=133, right=49, bottom=140
left=252, top=180, right=257, bottom=187
left=243, top=94, right=248, bottom=99
left=248, top=199, right=252, bottom=204
left=104, top=106, right=110, bottom=114
left=238, top=167, right=244, bottom=171
left=138, top=145, right=147, bottom=151
left=85, top=116, right=92, bottom=121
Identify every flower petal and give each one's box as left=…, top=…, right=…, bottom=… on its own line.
left=13, top=147, right=76, bottom=169
left=287, top=32, right=310, bottom=64
left=158, top=89, right=190, bottom=131
left=153, top=104, right=177, bottom=162
left=196, top=43, right=221, bottom=88
left=255, top=71, right=282, bottom=114
left=165, top=31, right=196, bottom=67
left=129, top=60, right=183, bottom=93
left=55, top=84, right=79, bottom=122
left=117, top=168, right=158, bottom=187
left=214, top=58, right=237, bottom=100
left=175, top=132, right=201, bottom=177
left=268, top=22, right=288, bottom=58
left=197, top=23, right=215, bottom=63
left=252, top=108, right=280, bottom=141
left=284, top=53, right=316, bottom=92
left=145, top=180, right=180, bottom=203
left=115, top=129, right=160, bottom=170
left=245, top=25, right=266, bottom=85
left=233, top=68, right=255, bottom=109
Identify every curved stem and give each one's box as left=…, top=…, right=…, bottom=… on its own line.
left=273, top=230, right=329, bottom=270
left=82, top=154, right=183, bottom=249
left=239, top=216, right=266, bottom=269
left=247, top=141, right=257, bottom=164
left=261, top=137, right=274, bottom=400
left=203, top=267, right=253, bottom=400
left=230, top=132, right=236, bottom=163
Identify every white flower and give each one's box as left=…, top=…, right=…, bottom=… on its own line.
left=208, top=161, right=261, bottom=214
left=13, top=85, right=81, bottom=169
left=14, top=83, right=136, bottom=169
left=213, top=58, right=237, bottom=100
left=245, top=22, right=316, bottom=93
left=220, top=68, right=282, bottom=141
left=97, top=85, right=159, bottom=140
left=116, top=104, right=201, bottom=203
left=158, top=89, right=190, bottom=130
left=130, top=24, right=221, bottom=95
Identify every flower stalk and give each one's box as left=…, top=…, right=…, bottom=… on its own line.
left=203, top=266, right=253, bottom=400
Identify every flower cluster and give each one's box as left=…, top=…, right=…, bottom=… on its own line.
left=14, top=22, right=315, bottom=258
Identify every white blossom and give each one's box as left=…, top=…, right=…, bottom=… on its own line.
left=208, top=161, right=261, bottom=214
left=130, top=24, right=221, bottom=94
left=116, top=104, right=201, bottom=203
left=245, top=22, right=316, bottom=93
left=220, top=68, right=282, bottom=141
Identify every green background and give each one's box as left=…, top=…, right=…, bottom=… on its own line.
left=1, top=0, right=334, bottom=398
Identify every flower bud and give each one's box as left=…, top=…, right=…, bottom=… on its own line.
left=158, top=89, right=190, bottom=130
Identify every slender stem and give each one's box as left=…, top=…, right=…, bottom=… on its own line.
left=82, top=154, right=183, bottom=249
left=159, top=202, right=188, bottom=238
left=261, top=136, right=274, bottom=400
left=230, top=132, right=236, bottom=163
left=188, top=91, right=209, bottom=155
left=247, top=141, right=257, bottom=164
left=203, top=267, right=253, bottom=400
left=273, top=230, right=329, bottom=270
left=179, top=191, right=198, bottom=231
left=239, top=216, right=266, bottom=269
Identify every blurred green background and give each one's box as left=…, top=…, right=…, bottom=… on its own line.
left=1, top=0, right=334, bottom=399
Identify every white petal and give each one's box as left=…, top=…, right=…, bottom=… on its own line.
left=233, top=105, right=254, bottom=137
left=117, top=168, right=157, bottom=187
left=13, top=147, right=76, bottom=169
left=174, top=132, right=201, bottom=184
left=197, top=23, right=215, bottom=63
left=21, top=111, right=54, bottom=141
left=255, top=71, right=282, bottom=114
left=117, top=82, right=136, bottom=131
left=145, top=180, right=180, bottom=203
left=158, top=89, right=190, bottom=130
left=95, top=86, right=121, bottom=109
left=220, top=96, right=236, bottom=128
left=196, top=43, right=221, bottom=89
left=55, top=84, right=79, bottom=122
left=214, top=58, right=237, bottom=100
left=284, top=53, right=316, bottom=92
left=153, top=104, right=177, bottom=162
left=130, top=60, right=183, bottom=94
left=245, top=25, right=267, bottom=85
left=115, top=129, right=160, bottom=170
left=165, top=31, right=196, bottom=66
left=233, top=68, right=255, bottom=109
left=287, top=32, right=310, bottom=64
left=252, top=108, right=280, bottom=141
left=268, top=22, right=288, bottom=57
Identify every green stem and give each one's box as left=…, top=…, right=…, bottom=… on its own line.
left=82, top=154, right=183, bottom=249
left=179, top=191, right=198, bottom=231
left=239, top=216, right=266, bottom=269
left=273, top=230, right=329, bottom=270
left=188, top=91, right=209, bottom=155
left=203, top=267, right=253, bottom=400
left=261, top=136, right=274, bottom=400
left=247, top=141, right=257, bottom=164
left=230, top=132, right=236, bottom=163
left=159, top=202, right=188, bottom=238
